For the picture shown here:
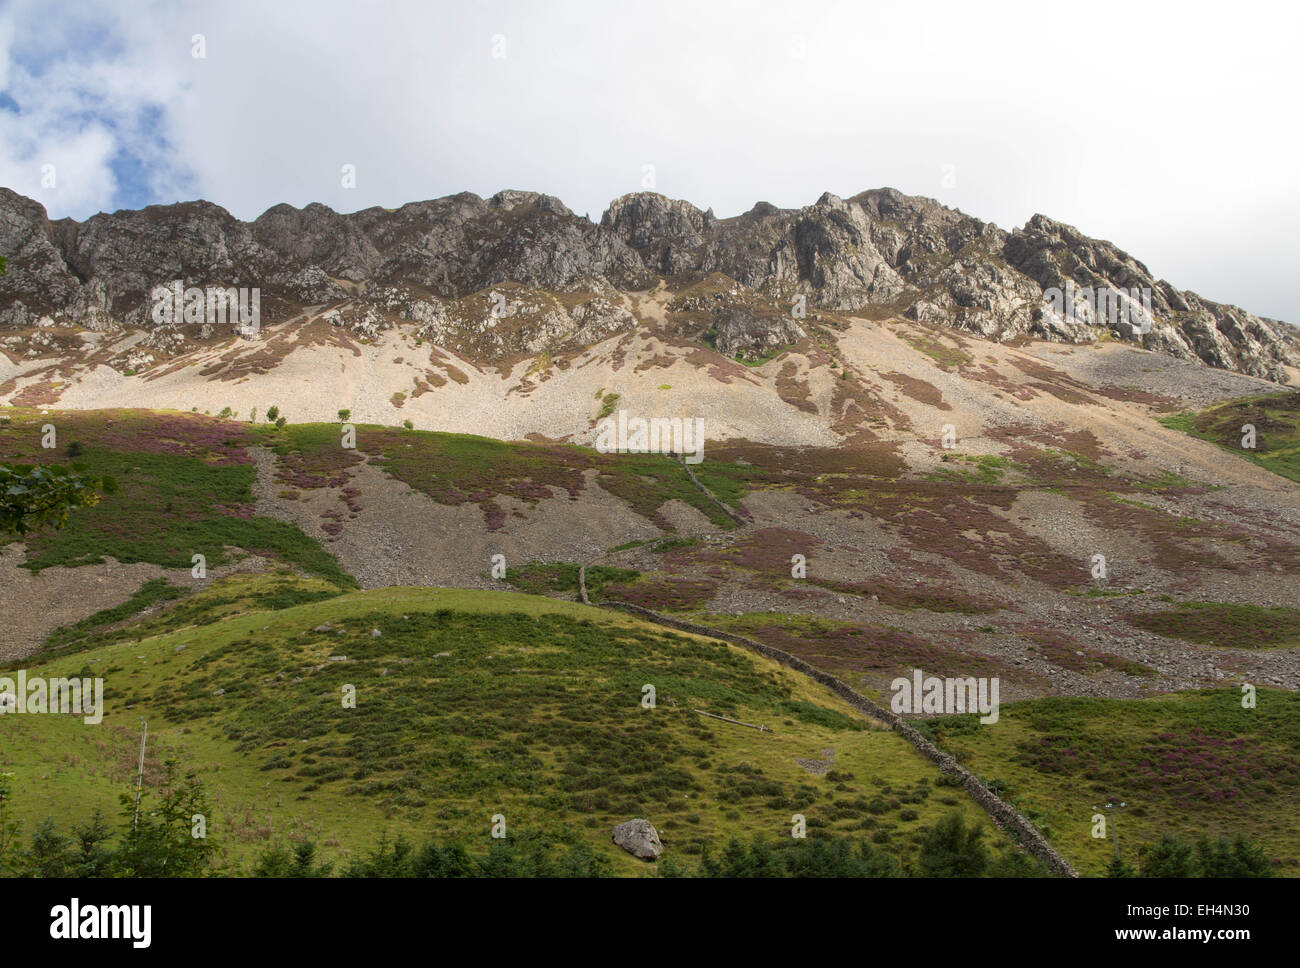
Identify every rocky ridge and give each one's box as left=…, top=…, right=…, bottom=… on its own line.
left=0, top=185, right=1294, bottom=380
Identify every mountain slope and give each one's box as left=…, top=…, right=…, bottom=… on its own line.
left=3, top=404, right=1299, bottom=874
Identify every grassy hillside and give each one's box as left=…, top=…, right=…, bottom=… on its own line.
left=1125, top=600, right=1300, bottom=649
left=0, top=408, right=353, bottom=585
left=1159, top=390, right=1300, bottom=484
left=4, top=405, right=1294, bottom=877
left=917, top=690, right=1300, bottom=876
left=256, top=420, right=746, bottom=533
left=1, top=572, right=1021, bottom=875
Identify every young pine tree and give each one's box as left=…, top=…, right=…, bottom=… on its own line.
left=917, top=810, right=990, bottom=878
left=115, top=760, right=217, bottom=877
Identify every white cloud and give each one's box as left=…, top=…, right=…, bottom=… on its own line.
left=0, top=0, right=1296, bottom=321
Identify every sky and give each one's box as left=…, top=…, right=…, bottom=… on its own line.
left=1, top=0, right=1296, bottom=322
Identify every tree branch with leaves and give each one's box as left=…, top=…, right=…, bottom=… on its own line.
left=0, top=462, right=117, bottom=535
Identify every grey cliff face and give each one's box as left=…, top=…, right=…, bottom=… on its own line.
left=0, top=184, right=1293, bottom=381
left=1002, top=214, right=1294, bottom=381
left=0, top=189, right=84, bottom=314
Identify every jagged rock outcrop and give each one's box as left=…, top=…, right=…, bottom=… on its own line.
left=569, top=294, right=637, bottom=345
left=1003, top=214, right=1294, bottom=381
left=400, top=282, right=637, bottom=363
left=281, top=265, right=350, bottom=305
left=323, top=304, right=389, bottom=340
left=0, top=188, right=84, bottom=314
left=667, top=278, right=808, bottom=360
left=604, top=189, right=1295, bottom=379
left=601, top=192, right=713, bottom=264
left=711, top=305, right=807, bottom=359
left=252, top=201, right=382, bottom=283
left=0, top=184, right=1293, bottom=380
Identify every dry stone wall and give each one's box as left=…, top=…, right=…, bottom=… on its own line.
left=597, top=598, right=1079, bottom=877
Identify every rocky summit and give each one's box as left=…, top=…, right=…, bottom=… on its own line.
left=0, top=186, right=1294, bottom=393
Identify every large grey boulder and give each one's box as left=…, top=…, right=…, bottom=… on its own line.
left=612, top=819, right=664, bottom=860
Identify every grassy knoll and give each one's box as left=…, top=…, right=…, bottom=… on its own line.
left=31, top=571, right=346, bottom=661
left=1, top=573, right=1021, bottom=875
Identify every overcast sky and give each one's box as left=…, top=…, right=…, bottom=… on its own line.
left=2, top=0, right=1295, bottom=322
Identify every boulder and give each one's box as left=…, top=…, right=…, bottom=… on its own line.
left=612, top=818, right=664, bottom=860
